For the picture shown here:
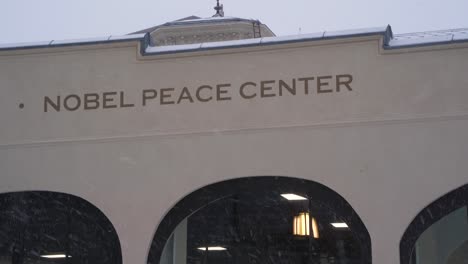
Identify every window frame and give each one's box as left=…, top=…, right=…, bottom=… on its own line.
left=0, top=191, right=122, bottom=264
left=147, top=176, right=372, bottom=264
left=400, top=184, right=468, bottom=264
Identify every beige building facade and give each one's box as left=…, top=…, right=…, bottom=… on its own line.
left=0, top=14, right=468, bottom=264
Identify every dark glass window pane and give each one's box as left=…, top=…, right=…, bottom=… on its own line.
left=411, top=206, right=467, bottom=264
left=400, top=184, right=468, bottom=264
left=0, top=192, right=121, bottom=264
left=148, top=177, right=371, bottom=264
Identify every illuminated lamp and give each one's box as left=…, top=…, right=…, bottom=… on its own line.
left=293, top=212, right=319, bottom=238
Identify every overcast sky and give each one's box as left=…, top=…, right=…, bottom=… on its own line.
left=1, top=0, right=468, bottom=44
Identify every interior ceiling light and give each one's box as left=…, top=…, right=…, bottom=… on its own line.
left=331, top=222, right=349, bottom=228
left=40, top=254, right=71, bottom=259
left=281, top=194, right=307, bottom=201
left=197, top=246, right=227, bottom=251
left=293, top=212, right=319, bottom=239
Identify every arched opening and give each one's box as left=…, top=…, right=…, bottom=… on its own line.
left=0, top=191, right=122, bottom=264
left=400, top=184, right=468, bottom=264
left=147, top=176, right=371, bottom=264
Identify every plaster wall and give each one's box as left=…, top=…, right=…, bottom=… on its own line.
left=1, top=37, right=468, bottom=264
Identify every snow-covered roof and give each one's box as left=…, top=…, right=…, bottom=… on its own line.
left=388, top=28, right=468, bottom=48
left=163, top=16, right=259, bottom=26
left=1, top=26, right=468, bottom=53
left=0, top=34, right=145, bottom=50
left=144, top=26, right=389, bottom=54
left=131, top=16, right=260, bottom=35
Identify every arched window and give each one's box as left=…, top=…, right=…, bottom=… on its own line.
left=148, top=177, right=371, bottom=264
left=0, top=191, right=122, bottom=264
left=400, top=184, right=468, bottom=264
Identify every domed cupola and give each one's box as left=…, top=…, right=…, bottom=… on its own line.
left=132, top=1, right=275, bottom=46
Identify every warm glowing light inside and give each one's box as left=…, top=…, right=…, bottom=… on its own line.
left=311, top=217, right=319, bottom=239
left=293, top=212, right=319, bottom=238
left=294, top=212, right=309, bottom=236
left=197, top=246, right=227, bottom=251
left=331, top=222, right=349, bottom=228
left=41, top=254, right=71, bottom=259
left=281, top=194, right=307, bottom=201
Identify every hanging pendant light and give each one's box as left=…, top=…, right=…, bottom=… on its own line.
left=293, top=212, right=319, bottom=238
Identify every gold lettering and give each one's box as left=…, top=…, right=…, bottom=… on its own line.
left=119, top=91, right=134, bottom=108
left=177, top=87, right=194, bottom=104
left=196, top=85, right=213, bottom=102
left=336, top=74, right=353, bottom=92
left=240, top=82, right=257, bottom=99
left=84, top=93, right=99, bottom=110
left=317, top=76, right=333, bottom=94
left=142, top=89, right=157, bottom=106
left=216, top=84, right=231, bottom=101
left=298, top=77, right=315, bottom=95
left=44, top=96, right=60, bottom=112
left=160, top=88, right=175, bottom=105
left=103, top=92, right=118, bottom=109
left=279, top=79, right=296, bottom=96
left=64, top=94, right=81, bottom=111
left=260, top=80, right=276, bottom=98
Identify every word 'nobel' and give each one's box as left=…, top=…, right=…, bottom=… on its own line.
left=44, top=75, right=353, bottom=112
